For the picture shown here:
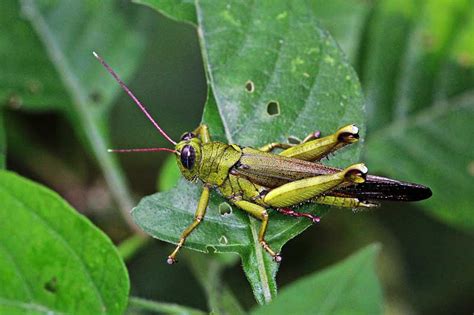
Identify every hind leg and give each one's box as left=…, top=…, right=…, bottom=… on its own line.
left=263, top=163, right=367, bottom=208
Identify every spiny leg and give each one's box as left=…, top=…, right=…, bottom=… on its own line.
left=167, top=186, right=210, bottom=264
left=275, top=207, right=321, bottom=223
left=313, top=195, right=378, bottom=208
left=276, top=194, right=377, bottom=223
left=279, top=124, right=359, bottom=161
left=263, top=163, right=367, bottom=208
left=233, top=200, right=282, bottom=262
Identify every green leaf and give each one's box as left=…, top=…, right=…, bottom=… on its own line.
left=1, top=0, right=144, bottom=114
left=251, top=244, right=383, bottom=315
left=13, top=0, right=146, bottom=228
left=133, top=0, right=365, bottom=304
left=361, top=0, right=474, bottom=230
left=309, top=0, right=373, bottom=64
left=0, top=171, right=129, bottom=314
left=0, top=0, right=68, bottom=111
left=134, top=0, right=196, bottom=25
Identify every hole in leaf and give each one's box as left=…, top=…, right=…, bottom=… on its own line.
left=7, top=94, right=23, bottom=109
left=467, top=160, right=474, bottom=176
left=44, top=277, right=58, bottom=293
left=245, top=80, right=255, bottom=93
left=27, top=80, right=42, bottom=94
left=206, top=245, right=216, bottom=254
left=219, top=202, right=232, bottom=215
left=267, top=101, right=280, bottom=116
left=287, top=136, right=301, bottom=144
left=219, top=235, right=228, bottom=245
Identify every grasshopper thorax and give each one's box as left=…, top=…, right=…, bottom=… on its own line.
left=175, top=135, right=202, bottom=181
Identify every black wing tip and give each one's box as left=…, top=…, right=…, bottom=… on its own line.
left=414, top=185, right=432, bottom=201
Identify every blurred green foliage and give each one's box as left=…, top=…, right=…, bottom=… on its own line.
left=0, top=0, right=473, bottom=314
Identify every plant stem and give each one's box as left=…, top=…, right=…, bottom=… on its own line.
left=185, top=253, right=245, bottom=314
left=118, top=234, right=150, bottom=262
left=128, top=297, right=206, bottom=315
left=21, top=0, right=141, bottom=234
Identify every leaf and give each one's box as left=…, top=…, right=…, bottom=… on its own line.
left=250, top=244, right=383, bottom=315
left=361, top=0, right=474, bottom=230
left=133, top=0, right=365, bottom=304
left=0, top=171, right=129, bottom=314
left=309, top=0, right=373, bottom=64
left=0, top=0, right=68, bottom=111
left=1, top=0, right=144, bottom=114
left=134, top=0, right=196, bottom=25
left=14, top=0, right=146, bottom=227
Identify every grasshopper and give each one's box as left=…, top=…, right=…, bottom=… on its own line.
left=94, top=52, right=432, bottom=264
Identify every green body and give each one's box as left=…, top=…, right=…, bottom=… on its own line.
left=168, top=124, right=369, bottom=263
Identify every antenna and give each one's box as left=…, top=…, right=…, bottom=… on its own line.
left=107, top=148, right=177, bottom=154
left=93, top=51, right=177, bottom=145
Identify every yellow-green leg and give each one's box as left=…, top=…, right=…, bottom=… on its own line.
left=275, top=195, right=376, bottom=224
left=258, top=142, right=292, bottom=152
left=258, top=130, right=320, bottom=152
left=193, top=124, right=211, bottom=143
left=280, top=124, right=359, bottom=161
left=233, top=200, right=282, bottom=262
left=313, top=195, right=378, bottom=208
left=167, top=186, right=210, bottom=264
left=263, top=163, right=367, bottom=208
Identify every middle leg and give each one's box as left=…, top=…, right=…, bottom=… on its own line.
left=233, top=200, right=282, bottom=262
left=279, top=124, right=359, bottom=161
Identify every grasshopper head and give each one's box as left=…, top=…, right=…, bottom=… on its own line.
left=175, top=132, right=202, bottom=181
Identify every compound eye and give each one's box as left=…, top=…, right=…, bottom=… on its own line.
left=180, top=145, right=195, bottom=170
left=180, top=132, right=195, bottom=141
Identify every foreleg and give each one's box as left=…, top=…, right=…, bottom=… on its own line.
left=167, top=186, right=210, bottom=264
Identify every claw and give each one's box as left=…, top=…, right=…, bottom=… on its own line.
left=273, top=253, right=282, bottom=262
left=303, top=130, right=321, bottom=143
